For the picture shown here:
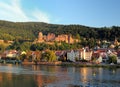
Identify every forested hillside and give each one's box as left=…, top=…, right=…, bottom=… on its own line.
left=0, top=20, right=120, bottom=41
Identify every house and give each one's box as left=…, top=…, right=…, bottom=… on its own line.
left=55, top=51, right=63, bottom=60
left=67, top=50, right=80, bottom=62
left=93, top=48, right=118, bottom=63
left=100, top=52, right=108, bottom=63
left=55, top=51, right=68, bottom=62
left=117, top=51, right=120, bottom=64
left=31, top=51, right=41, bottom=61
left=94, top=48, right=108, bottom=63
left=92, top=48, right=114, bottom=63
left=6, top=50, right=19, bottom=58
left=92, top=52, right=102, bottom=63
left=80, top=48, right=92, bottom=61
left=96, top=56, right=102, bottom=63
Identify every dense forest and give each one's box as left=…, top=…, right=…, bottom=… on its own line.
left=0, top=20, right=120, bottom=41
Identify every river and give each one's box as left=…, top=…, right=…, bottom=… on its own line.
left=0, top=64, right=120, bottom=87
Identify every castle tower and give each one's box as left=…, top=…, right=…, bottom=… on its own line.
left=114, top=38, right=119, bottom=46
left=38, top=32, right=44, bottom=43
left=68, top=34, right=74, bottom=44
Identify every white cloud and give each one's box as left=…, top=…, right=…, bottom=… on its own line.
left=0, top=0, right=50, bottom=23
left=31, top=9, right=50, bottom=23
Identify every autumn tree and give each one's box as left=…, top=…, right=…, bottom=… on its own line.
left=41, top=50, right=57, bottom=62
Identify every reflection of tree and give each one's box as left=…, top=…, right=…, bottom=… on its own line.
left=0, top=74, right=2, bottom=83
left=0, top=72, right=37, bottom=87
left=31, top=65, right=60, bottom=87
left=35, top=75, right=57, bottom=87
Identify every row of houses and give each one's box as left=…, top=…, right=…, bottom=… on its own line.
left=0, top=47, right=120, bottom=64
left=0, top=50, right=26, bottom=59
left=55, top=48, right=92, bottom=62
left=55, top=47, right=120, bottom=64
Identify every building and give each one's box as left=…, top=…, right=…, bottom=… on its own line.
left=114, top=38, right=119, bottom=46
left=36, top=32, right=79, bottom=44
left=37, top=32, right=44, bottom=43
left=117, top=51, right=120, bottom=64
left=55, top=34, right=75, bottom=44
left=67, top=50, right=80, bottom=62
left=5, top=50, right=19, bottom=58
left=55, top=34, right=68, bottom=43
left=80, top=48, right=92, bottom=61
left=46, top=33, right=55, bottom=41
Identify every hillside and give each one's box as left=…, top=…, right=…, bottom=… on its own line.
left=0, top=20, right=120, bottom=41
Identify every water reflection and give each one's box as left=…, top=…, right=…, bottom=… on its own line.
left=0, top=64, right=120, bottom=87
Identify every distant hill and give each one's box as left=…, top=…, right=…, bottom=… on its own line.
left=0, top=20, right=120, bottom=41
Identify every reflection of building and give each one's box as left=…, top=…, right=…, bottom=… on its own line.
left=33, top=66, right=59, bottom=87
left=80, top=68, right=91, bottom=84
left=0, top=73, right=2, bottom=83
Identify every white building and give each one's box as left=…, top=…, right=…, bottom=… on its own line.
left=80, top=48, right=92, bottom=61
left=117, top=57, right=120, bottom=64
left=117, top=51, right=120, bottom=64
left=6, top=50, right=18, bottom=58
left=67, top=50, right=80, bottom=62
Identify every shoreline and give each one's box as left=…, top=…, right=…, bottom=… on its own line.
left=1, top=61, right=120, bottom=68
left=21, top=61, right=120, bottom=68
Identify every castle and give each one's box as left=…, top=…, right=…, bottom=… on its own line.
left=37, top=32, right=78, bottom=44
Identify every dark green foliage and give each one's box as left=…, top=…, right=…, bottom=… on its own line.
left=8, top=40, right=32, bottom=51
left=0, top=44, right=6, bottom=52
left=20, top=54, right=27, bottom=61
left=41, top=50, right=57, bottom=62
left=30, top=42, right=81, bottom=51
left=108, top=55, right=117, bottom=64
left=0, top=20, right=120, bottom=42
left=30, top=43, right=48, bottom=51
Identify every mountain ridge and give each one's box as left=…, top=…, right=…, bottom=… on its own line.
left=0, top=20, right=120, bottom=41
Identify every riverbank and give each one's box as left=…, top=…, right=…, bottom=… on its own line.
left=22, top=61, right=62, bottom=65
left=22, top=61, right=120, bottom=68
left=59, top=62, right=120, bottom=68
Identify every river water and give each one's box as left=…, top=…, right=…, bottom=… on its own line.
left=0, top=64, right=120, bottom=87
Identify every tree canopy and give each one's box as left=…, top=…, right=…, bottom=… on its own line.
left=0, top=20, right=120, bottom=41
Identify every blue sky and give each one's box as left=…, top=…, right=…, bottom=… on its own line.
left=0, top=0, right=120, bottom=27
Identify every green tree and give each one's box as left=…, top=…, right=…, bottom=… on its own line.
left=108, top=55, right=117, bottom=64
left=20, top=54, right=27, bottom=61
left=41, top=50, right=57, bottom=62
left=0, top=44, right=6, bottom=52
left=9, top=39, right=20, bottom=50
left=20, top=42, right=32, bottom=51
left=88, top=38, right=96, bottom=48
left=48, top=51, right=57, bottom=62
left=76, top=34, right=81, bottom=42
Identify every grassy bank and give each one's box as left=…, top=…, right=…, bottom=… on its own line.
left=20, top=61, right=120, bottom=68
left=58, top=62, right=120, bottom=68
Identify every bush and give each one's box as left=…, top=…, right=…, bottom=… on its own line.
left=108, top=55, right=117, bottom=64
